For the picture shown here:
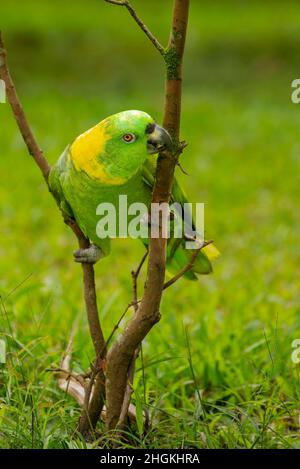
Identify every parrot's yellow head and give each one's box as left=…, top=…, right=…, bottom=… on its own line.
left=70, top=110, right=172, bottom=185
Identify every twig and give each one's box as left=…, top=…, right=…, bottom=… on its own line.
left=177, top=162, right=189, bottom=175
left=163, top=240, right=213, bottom=290
left=48, top=368, right=86, bottom=386
left=131, top=250, right=148, bottom=313
left=105, top=301, right=134, bottom=349
left=104, top=0, right=165, bottom=56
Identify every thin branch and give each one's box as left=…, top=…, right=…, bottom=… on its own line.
left=105, top=301, right=134, bottom=349
left=104, top=0, right=165, bottom=56
left=131, top=249, right=148, bottom=313
left=0, top=31, right=106, bottom=437
left=163, top=240, right=213, bottom=290
left=49, top=368, right=86, bottom=386
left=0, top=32, right=50, bottom=181
left=0, top=34, right=105, bottom=359
left=104, top=0, right=125, bottom=3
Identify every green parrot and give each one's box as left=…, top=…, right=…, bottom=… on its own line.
left=49, top=110, right=219, bottom=278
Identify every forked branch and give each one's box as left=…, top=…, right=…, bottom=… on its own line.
left=105, top=0, right=190, bottom=431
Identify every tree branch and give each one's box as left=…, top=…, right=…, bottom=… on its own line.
left=0, top=32, right=50, bottom=181
left=0, top=31, right=106, bottom=436
left=104, top=0, right=165, bottom=56
left=105, top=0, right=190, bottom=430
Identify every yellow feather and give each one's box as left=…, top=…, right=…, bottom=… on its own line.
left=70, top=122, right=126, bottom=185
left=203, top=243, right=220, bottom=260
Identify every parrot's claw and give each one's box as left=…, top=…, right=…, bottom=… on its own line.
left=73, top=244, right=104, bottom=264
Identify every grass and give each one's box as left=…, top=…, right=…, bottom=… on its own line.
left=1, top=0, right=300, bottom=449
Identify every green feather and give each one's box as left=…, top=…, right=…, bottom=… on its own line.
left=49, top=110, right=219, bottom=279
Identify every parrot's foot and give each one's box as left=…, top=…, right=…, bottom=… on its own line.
left=73, top=244, right=104, bottom=264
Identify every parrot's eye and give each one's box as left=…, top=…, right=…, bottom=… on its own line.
left=122, top=133, right=136, bottom=143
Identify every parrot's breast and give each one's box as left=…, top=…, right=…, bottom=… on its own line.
left=61, top=159, right=151, bottom=251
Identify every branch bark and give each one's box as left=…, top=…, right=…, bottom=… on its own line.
left=105, top=0, right=190, bottom=430
left=0, top=31, right=106, bottom=436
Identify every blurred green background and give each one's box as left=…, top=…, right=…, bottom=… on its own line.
left=1, top=0, right=300, bottom=448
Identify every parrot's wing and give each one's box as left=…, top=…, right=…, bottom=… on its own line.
left=141, top=158, right=219, bottom=276
left=49, top=146, right=74, bottom=220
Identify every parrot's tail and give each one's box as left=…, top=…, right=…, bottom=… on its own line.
left=166, top=238, right=220, bottom=280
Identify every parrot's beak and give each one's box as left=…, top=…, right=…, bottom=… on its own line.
left=146, top=123, right=173, bottom=154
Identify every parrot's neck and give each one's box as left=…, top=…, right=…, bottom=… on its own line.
left=70, top=124, right=127, bottom=185
left=69, top=123, right=147, bottom=185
